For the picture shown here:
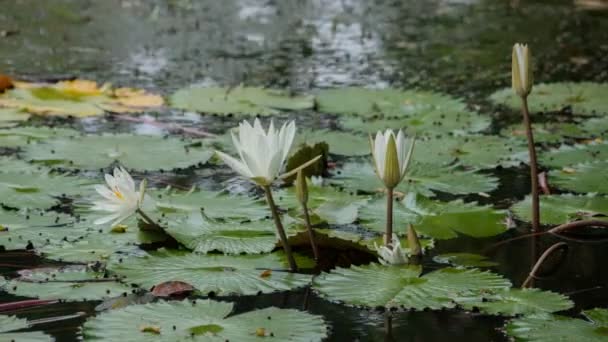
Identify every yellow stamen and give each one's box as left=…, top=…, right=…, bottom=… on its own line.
left=113, top=188, right=124, bottom=199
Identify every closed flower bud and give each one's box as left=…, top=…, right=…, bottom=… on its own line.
left=370, top=129, right=416, bottom=189
left=512, top=43, right=533, bottom=97
left=295, top=169, right=308, bottom=205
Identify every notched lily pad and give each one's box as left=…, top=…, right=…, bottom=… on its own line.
left=512, top=194, right=608, bottom=225
left=549, top=161, right=608, bottom=194
left=0, top=125, right=79, bottom=147
left=0, top=315, right=52, bottom=342
left=540, top=141, right=608, bottom=168
left=82, top=299, right=328, bottom=341
left=459, top=288, right=573, bottom=316
left=433, top=253, right=498, bottom=267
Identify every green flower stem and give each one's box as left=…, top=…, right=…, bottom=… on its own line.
left=301, top=201, right=320, bottom=261
left=385, top=187, right=394, bottom=246
left=520, top=96, right=540, bottom=232
left=136, top=208, right=164, bottom=232
left=263, top=185, right=298, bottom=272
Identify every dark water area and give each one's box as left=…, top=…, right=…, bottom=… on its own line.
left=1, top=0, right=608, bottom=341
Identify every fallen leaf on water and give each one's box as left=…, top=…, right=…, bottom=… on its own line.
left=140, top=325, right=161, bottom=334
left=151, top=281, right=194, bottom=298
left=56, top=79, right=105, bottom=96
left=0, top=74, right=14, bottom=92
left=259, top=269, right=272, bottom=278
left=110, top=224, right=128, bottom=233
left=255, top=327, right=267, bottom=337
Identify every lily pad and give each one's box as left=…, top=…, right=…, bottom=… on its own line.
left=0, top=209, right=76, bottom=250
left=165, top=212, right=282, bottom=254
left=331, top=162, right=498, bottom=197
left=23, top=134, right=213, bottom=171
left=294, top=129, right=369, bottom=156
left=313, top=264, right=510, bottom=310
left=0, top=315, right=52, bottom=342
left=359, top=195, right=506, bottom=239
left=0, top=171, right=92, bottom=209
left=0, top=157, right=48, bottom=173
left=506, top=308, right=608, bottom=342
left=540, top=141, right=608, bottom=168
left=581, top=117, right=608, bottom=137
left=108, top=249, right=313, bottom=296
left=153, top=189, right=269, bottom=221
left=316, top=87, right=468, bottom=117
left=0, top=107, right=31, bottom=127
left=0, top=126, right=79, bottom=147
left=169, top=85, right=314, bottom=116
left=459, top=288, right=573, bottom=316
left=433, top=253, right=498, bottom=267
left=490, top=82, right=608, bottom=116
left=82, top=299, right=328, bottom=341
left=511, top=194, right=608, bottom=225
left=339, top=109, right=491, bottom=136
left=0, top=266, right=131, bottom=301
left=0, top=80, right=163, bottom=117
left=549, top=161, right=608, bottom=194
left=500, top=122, right=586, bottom=143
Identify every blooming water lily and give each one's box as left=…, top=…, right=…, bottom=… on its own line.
left=92, top=167, right=147, bottom=226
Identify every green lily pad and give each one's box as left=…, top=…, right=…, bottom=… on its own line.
left=294, top=129, right=369, bottom=156
left=500, top=122, right=586, bottom=143
left=0, top=209, right=76, bottom=250
left=108, top=249, right=313, bottom=296
left=540, top=141, right=608, bottom=168
left=153, top=189, right=269, bottom=221
left=313, top=264, right=510, bottom=310
left=0, top=171, right=92, bottom=209
left=23, top=134, right=213, bottom=171
left=359, top=195, right=507, bottom=239
left=0, top=125, right=78, bottom=147
left=0, top=157, right=48, bottom=173
left=433, top=253, right=498, bottom=267
left=316, top=87, right=468, bottom=117
left=581, top=117, right=608, bottom=137
left=506, top=308, right=608, bottom=342
left=549, top=161, right=608, bottom=194
left=338, top=109, right=491, bottom=136
left=511, top=194, right=608, bottom=225
left=83, top=299, right=328, bottom=341
left=165, top=212, right=281, bottom=254
left=331, top=162, right=498, bottom=197
left=169, top=85, right=314, bottom=116
left=459, top=288, right=573, bottom=316
left=490, top=82, right=608, bottom=116
left=0, top=107, right=31, bottom=127
left=0, top=266, right=131, bottom=301
left=0, top=315, right=52, bottom=342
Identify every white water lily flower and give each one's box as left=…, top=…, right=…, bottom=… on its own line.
left=374, top=234, right=408, bottom=266
left=512, top=43, right=533, bottom=97
left=92, top=167, right=147, bottom=226
left=216, top=118, right=296, bottom=186
left=370, top=129, right=415, bottom=189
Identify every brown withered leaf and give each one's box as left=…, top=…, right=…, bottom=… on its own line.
left=150, top=281, right=194, bottom=298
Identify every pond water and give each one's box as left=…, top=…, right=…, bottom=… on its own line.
left=1, top=0, right=608, bottom=341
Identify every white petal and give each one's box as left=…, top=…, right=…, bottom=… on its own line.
left=216, top=151, right=254, bottom=178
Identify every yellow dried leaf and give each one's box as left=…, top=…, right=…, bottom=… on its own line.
left=255, top=328, right=267, bottom=337
left=56, top=79, right=102, bottom=96
left=259, top=270, right=272, bottom=278
left=140, top=325, right=161, bottom=334
left=110, top=224, right=128, bottom=233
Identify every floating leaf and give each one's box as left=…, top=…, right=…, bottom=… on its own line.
left=549, top=161, right=608, bottom=194
left=153, top=189, right=269, bottom=221
left=506, top=308, right=608, bottom=342
left=0, top=209, right=75, bottom=250
left=0, top=171, right=92, bottom=209
left=0, top=315, right=52, bottom=342
left=0, top=157, right=47, bottom=173
left=0, top=126, right=78, bottom=147
left=108, top=249, right=313, bottom=296
left=581, top=116, right=608, bottom=137
left=490, top=82, right=608, bottom=116
left=0, top=107, right=30, bottom=127
left=313, top=264, right=510, bottom=310
left=165, top=212, right=281, bottom=254
left=512, top=194, right=608, bottom=225
left=0, top=266, right=131, bottom=301
left=500, top=122, right=586, bottom=143
left=316, top=87, right=468, bottom=117
left=83, top=300, right=328, bottom=341
left=294, top=129, right=369, bottom=156
left=359, top=195, right=506, bottom=239
left=0, top=80, right=163, bottom=117
left=331, top=162, right=498, bottom=197
left=150, top=281, right=194, bottom=298
left=24, top=134, right=212, bottom=171
left=459, top=288, right=573, bottom=316
left=540, top=141, right=608, bottom=168
left=433, top=253, right=498, bottom=267
left=170, top=85, right=313, bottom=116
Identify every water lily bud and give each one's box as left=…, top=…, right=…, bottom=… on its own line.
left=383, top=134, right=401, bottom=189
left=407, top=224, right=422, bottom=257
left=295, top=169, right=308, bottom=205
left=512, top=43, right=533, bottom=97
left=370, top=129, right=416, bottom=190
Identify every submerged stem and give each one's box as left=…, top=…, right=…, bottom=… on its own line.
left=301, top=201, right=320, bottom=261
left=520, top=96, right=540, bottom=232
left=385, top=187, right=394, bottom=247
left=521, top=242, right=567, bottom=288
left=263, top=185, right=298, bottom=272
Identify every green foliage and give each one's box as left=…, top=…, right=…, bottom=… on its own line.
left=82, top=300, right=328, bottom=341
left=540, top=141, right=608, bottom=168
left=0, top=315, right=52, bottom=342
left=0, top=209, right=75, bottom=250
left=512, top=194, right=608, bottom=225
left=459, top=288, right=573, bottom=316
left=0, top=126, right=78, bottom=147
left=169, top=85, right=314, bottom=115
left=24, top=134, right=213, bottom=171
left=500, top=122, right=585, bottom=143
left=549, top=161, right=608, bottom=194
left=294, top=129, right=369, bottom=156
left=433, top=253, right=498, bottom=267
